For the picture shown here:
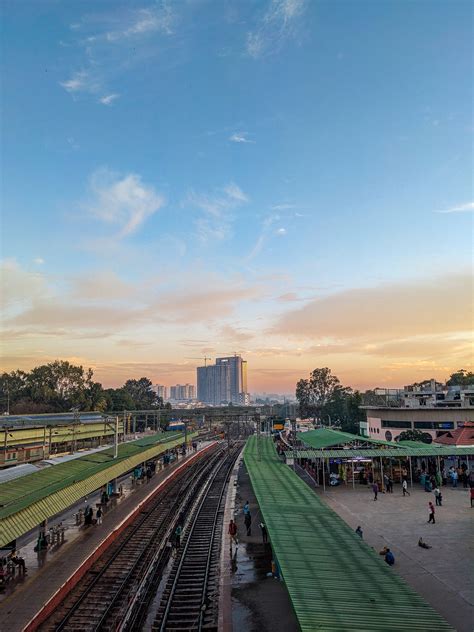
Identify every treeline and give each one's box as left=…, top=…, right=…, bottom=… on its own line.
left=0, top=361, right=168, bottom=414
left=295, top=367, right=472, bottom=435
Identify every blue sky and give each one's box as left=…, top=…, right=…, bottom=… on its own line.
left=1, top=0, right=472, bottom=391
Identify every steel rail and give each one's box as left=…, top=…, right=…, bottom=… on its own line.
left=157, top=444, right=241, bottom=632
left=49, top=447, right=221, bottom=632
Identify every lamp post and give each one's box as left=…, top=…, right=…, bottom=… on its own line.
left=291, top=418, right=297, bottom=472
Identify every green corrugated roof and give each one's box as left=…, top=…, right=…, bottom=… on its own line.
left=0, top=432, right=183, bottom=519
left=0, top=432, right=196, bottom=546
left=294, top=446, right=473, bottom=459
left=244, top=436, right=452, bottom=631
left=298, top=428, right=397, bottom=450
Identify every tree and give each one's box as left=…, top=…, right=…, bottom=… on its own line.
left=122, top=377, right=161, bottom=410
left=446, top=369, right=474, bottom=386
left=397, top=429, right=430, bottom=443
left=296, top=367, right=340, bottom=422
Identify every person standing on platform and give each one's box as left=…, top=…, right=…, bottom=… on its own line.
left=355, top=526, right=363, bottom=538
left=96, top=507, right=103, bottom=525
left=260, top=522, right=268, bottom=543
left=372, top=481, right=379, bottom=501
left=243, top=501, right=250, bottom=516
left=402, top=479, right=410, bottom=496
left=434, top=486, right=441, bottom=506
left=428, top=501, right=436, bottom=524
left=228, top=519, right=238, bottom=547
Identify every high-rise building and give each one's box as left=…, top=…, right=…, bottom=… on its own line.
left=154, top=384, right=168, bottom=400
left=169, top=384, right=195, bottom=401
left=196, top=355, right=248, bottom=405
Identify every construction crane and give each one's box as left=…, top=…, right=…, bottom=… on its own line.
left=187, top=356, right=212, bottom=367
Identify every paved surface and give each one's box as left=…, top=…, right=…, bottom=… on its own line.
left=231, top=460, right=299, bottom=632
left=0, top=445, right=208, bottom=632
left=319, top=483, right=473, bottom=632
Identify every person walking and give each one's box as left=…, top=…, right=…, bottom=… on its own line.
left=228, top=519, right=238, bottom=547
left=244, top=511, right=252, bottom=536
left=372, top=481, right=379, bottom=501
left=355, top=526, right=363, bottom=539
left=96, top=507, right=103, bottom=525
left=243, top=501, right=250, bottom=516
left=388, top=476, right=394, bottom=494
left=402, top=479, right=410, bottom=496
left=260, top=522, right=268, bottom=543
left=434, top=486, right=441, bottom=506
left=428, top=502, right=436, bottom=524
left=451, top=469, right=458, bottom=488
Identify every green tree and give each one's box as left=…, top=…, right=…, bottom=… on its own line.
left=0, top=370, right=28, bottom=413
left=104, top=388, right=137, bottom=411
left=446, top=369, right=474, bottom=386
left=296, top=367, right=340, bottom=422
left=397, top=429, right=430, bottom=443
left=122, top=377, right=161, bottom=409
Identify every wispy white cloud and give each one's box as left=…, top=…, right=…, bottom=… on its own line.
left=223, top=182, right=248, bottom=203
left=435, top=201, right=474, bottom=214
left=275, top=227, right=287, bottom=235
left=99, top=93, right=120, bottom=106
left=104, top=5, right=174, bottom=42
left=229, top=132, right=255, bottom=144
left=247, top=214, right=280, bottom=260
left=246, top=0, right=307, bottom=58
left=60, top=70, right=94, bottom=93
left=60, top=3, right=175, bottom=101
left=188, top=183, right=249, bottom=243
left=33, top=258, right=45, bottom=265
left=85, top=168, right=165, bottom=238
left=271, top=203, right=295, bottom=211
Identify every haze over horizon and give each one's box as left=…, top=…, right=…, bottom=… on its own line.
left=1, top=0, right=472, bottom=394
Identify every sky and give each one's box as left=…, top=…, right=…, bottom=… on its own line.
left=1, top=0, right=472, bottom=393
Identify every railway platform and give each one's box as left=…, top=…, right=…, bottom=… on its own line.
left=0, top=442, right=214, bottom=632
left=244, top=436, right=452, bottom=632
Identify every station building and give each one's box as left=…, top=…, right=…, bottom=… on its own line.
left=362, top=406, right=474, bottom=443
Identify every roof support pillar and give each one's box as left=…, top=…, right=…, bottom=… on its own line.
left=409, top=456, right=414, bottom=489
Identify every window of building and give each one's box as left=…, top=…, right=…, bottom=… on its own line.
left=381, top=420, right=412, bottom=429
left=385, top=430, right=393, bottom=441
left=6, top=452, right=17, bottom=461
left=414, top=422, right=454, bottom=430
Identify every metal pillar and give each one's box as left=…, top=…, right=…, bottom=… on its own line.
left=291, top=419, right=297, bottom=472
left=380, top=457, right=384, bottom=491
left=114, top=416, right=119, bottom=459
left=409, top=456, right=414, bottom=489
left=322, top=458, right=326, bottom=492
left=351, top=460, right=355, bottom=489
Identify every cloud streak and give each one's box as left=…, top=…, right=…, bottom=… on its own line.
left=229, top=132, right=255, bottom=144
left=188, top=182, right=248, bottom=242
left=246, top=0, right=307, bottom=58
left=435, top=201, right=474, bottom=213
left=85, top=168, right=165, bottom=238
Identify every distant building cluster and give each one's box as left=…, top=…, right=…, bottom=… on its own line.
left=154, top=384, right=195, bottom=402
left=170, top=384, right=195, bottom=401
left=197, top=355, right=249, bottom=406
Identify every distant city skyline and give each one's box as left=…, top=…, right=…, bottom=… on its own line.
left=1, top=1, right=472, bottom=392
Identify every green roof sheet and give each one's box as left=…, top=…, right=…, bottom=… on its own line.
left=244, top=436, right=452, bottom=631
left=298, top=428, right=397, bottom=449
left=294, top=446, right=473, bottom=459
left=0, top=432, right=183, bottom=519
left=0, top=432, right=195, bottom=547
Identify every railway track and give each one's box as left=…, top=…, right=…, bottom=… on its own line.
left=39, top=444, right=224, bottom=632
left=152, top=444, right=241, bottom=632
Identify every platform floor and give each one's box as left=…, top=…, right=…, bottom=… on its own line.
left=0, top=444, right=209, bottom=632
left=320, top=483, right=473, bottom=632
